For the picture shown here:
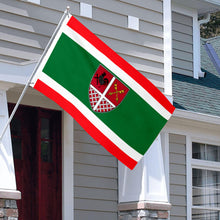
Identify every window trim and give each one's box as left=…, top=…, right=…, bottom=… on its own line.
left=187, top=136, right=192, bottom=220
left=62, top=111, right=74, bottom=220
left=163, top=0, right=172, bottom=96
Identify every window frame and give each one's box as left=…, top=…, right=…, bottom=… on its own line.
left=189, top=139, right=220, bottom=219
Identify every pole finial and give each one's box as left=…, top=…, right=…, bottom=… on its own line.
left=66, top=6, right=70, bottom=17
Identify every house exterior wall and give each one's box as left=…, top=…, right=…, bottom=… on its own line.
left=169, top=134, right=187, bottom=220
left=0, top=0, right=164, bottom=220
left=172, top=11, right=193, bottom=77
left=0, top=0, right=164, bottom=91
left=0, top=0, right=166, bottom=219
left=74, top=121, right=118, bottom=219
left=2, top=1, right=220, bottom=220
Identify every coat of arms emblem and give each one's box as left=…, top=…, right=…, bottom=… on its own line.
left=89, top=65, right=129, bottom=112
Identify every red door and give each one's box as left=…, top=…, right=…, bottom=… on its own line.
left=9, top=104, right=62, bottom=220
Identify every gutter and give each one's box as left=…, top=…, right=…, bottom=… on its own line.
left=203, top=0, right=220, bottom=6
left=198, top=13, right=211, bottom=25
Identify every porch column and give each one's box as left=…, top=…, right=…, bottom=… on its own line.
left=118, top=135, right=171, bottom=219
left=0, top=83, right=21, bottom=220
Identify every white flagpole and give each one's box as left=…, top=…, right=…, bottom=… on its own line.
left=0, top=7, right=70, bottom=142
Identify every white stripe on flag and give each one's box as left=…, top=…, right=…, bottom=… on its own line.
left=62, top=25, right=171, bottom=120
left=38, top=72, right=143, bottom=162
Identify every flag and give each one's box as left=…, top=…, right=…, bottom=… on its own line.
left=31, top=14, right=175, bottom=170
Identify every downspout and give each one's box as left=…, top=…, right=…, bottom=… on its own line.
left=198, top=13, right=211, bottom=77
left=198, top=13, right=211, bottom=25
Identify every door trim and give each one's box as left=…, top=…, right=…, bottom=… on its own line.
left=62, top=111, right=74, bottom=220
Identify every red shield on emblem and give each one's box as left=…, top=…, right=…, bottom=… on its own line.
left=89, top=65, right=129, bottom=112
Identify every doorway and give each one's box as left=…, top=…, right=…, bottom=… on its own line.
left=9, top=104, right=62, bottom=220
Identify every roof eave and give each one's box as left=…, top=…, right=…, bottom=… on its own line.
left=173, top=109, right=220, bottom=125
left=172, top=0, right=220, bottom=15
left=203, top=0, right=220, bottom=7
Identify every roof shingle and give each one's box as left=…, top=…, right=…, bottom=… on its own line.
left=173, top=37, right=220, bottom=117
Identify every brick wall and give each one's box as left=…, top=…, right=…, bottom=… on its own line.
left=118, top=202, right=171, bottom=220
left=0, top=199, right=18, bottom=220
left=0, top=190, right=20, bottom=220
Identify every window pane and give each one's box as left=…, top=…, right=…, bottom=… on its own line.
left=193, top=168, right=220, bottom=208
left=192, top=209, right=220, bottom=220
left=192, top=142, right=220, bottom=162
left=193, top=169, right=205, bottom=187
left=193, top=169, right=206, bottom=206
left=11, top=118, right=21, bottom=136
left=207, top=170, right=220, bottom=207
left=192, top=143, right=205, bottom=160
left=11, top=118, right=22, bottom=160
left=207, top=145, right=220, bottom=162
left=12, top=138, right=22, bottom=160
left=41, top=141, right=52, bottom=162
left=41, top=118, right=50, bottom=139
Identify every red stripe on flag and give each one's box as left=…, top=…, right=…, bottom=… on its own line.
left=67, top=16, right=175, bottom=115
left=34, top=79, right=138, bottom=170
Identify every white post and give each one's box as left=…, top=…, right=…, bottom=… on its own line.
left=118, top=135, right=171, bottom=219
left=62, top=112, right=74, bottom=220
left=0, top=86, right=16, bottom=190
left=193, top=11, right=200, bottom=79
left=118, top=134, right=168, bottom=203
left=164, top=0, right=172, bottom=96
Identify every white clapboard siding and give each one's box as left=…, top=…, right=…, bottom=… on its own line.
left=0, top=0, right=164, bottom=90
left=172, top=11, right=193, bottom=77
left=118, top=0, right=163, bottom=13
left=74, top=121, right=118, bottom=219
left=169, top=134, right=187, bottom=219
left=75, top=210, right=118, bottom=220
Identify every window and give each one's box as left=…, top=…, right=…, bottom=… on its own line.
left=41, top=117, right=53, bottom=162
left=191, top=142, right=220, bottom=219
left=11, top=118, right=22, bottom=160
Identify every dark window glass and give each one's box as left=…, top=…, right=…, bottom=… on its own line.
left=12, top=138, right=22, bottom=159
left=41, top=141, right=52, bottom=162
left=192, top=143, right=220, bottom=162
left=41, top=118, right=50, bottom=139
left=40, top=118, right=52, bottom=162
left=11, top=118, right=22, bottom=159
